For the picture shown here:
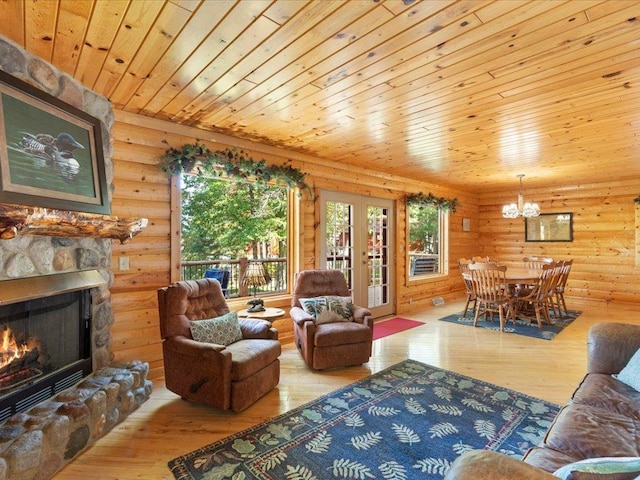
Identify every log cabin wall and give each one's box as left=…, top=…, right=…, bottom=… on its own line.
left=111, top=111, right=476, bottom=380
left=477, top=181, right=640, bottom=306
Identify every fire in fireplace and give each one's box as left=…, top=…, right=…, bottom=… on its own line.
left=0, top=326, right=42, bottom=392
left=0, top=270, right=104, bottom=422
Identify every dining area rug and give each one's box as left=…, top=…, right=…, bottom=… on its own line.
left=168, top=359, right=559, bottom=480
left=439, top=310, right=581, bottom=340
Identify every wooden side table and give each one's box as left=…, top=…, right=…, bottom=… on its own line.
left=237, top=307, right=285, bottom=323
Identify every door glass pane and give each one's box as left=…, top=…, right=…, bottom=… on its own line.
left=325, top=201, right=354, bottom=289
left=367, top=205, right=389, bottom=308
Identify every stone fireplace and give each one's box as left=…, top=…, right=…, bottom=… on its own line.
left=0, top=271, right=103, bottom=422
left=0, top=37, right=151, bottom=480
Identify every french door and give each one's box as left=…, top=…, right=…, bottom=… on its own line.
left=320, top=191, right=394, bottom=318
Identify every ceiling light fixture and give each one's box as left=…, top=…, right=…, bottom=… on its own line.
left=502, top=174, right=540, bottom=218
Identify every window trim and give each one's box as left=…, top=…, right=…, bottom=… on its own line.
left=406, top=205, right=449, bottom=282
left=170, top=174, right=300, bottom=298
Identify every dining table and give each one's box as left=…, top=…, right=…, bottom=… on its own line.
left=461, top=266, right=540, bottom=284
left=462, top=265, right=541, bottom=317
left=503, top=266, right=541, bottom=285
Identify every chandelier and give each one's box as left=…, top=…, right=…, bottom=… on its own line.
left=502, top=174, right=540, bottom=218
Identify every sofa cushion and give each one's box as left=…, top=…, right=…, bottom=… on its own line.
left=542, top=404, right=640, bottom=460
left=553, top=457, right=640, bottom=480
left=613, top=348, right=640, bottom=391
left=189, top=311, right=243, bottom=345
left=571, top=373, right=640, bottom=420
left=566, top=473, right=640, bottom=480
left=299, top=296, right=353, bottom=324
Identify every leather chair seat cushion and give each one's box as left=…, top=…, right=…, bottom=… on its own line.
left=571, top=373, right=640, bottom=420
left=523, top=446, right=579, bottom=474
left=542, top=404, right=640, bottom=460
left=314, top=321, right=372, bottom=347
left=227, top=339, right=282, bottom=382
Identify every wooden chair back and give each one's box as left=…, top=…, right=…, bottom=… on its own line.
left=472, top=256, right=491, bottom=263
left=555, top=259, right=573, bottom=292
left=517, top=263, right=557, bottom=307
left=458, top=258, right=473, bottom=287
left=523, top=256, right=554, bottom=269
left=468, top=262, right=508, bottom=303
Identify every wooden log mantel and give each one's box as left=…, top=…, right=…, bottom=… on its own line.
left=0, top=203, right=148, bottom=244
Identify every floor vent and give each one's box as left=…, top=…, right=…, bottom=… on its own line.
left=432, top=297, right=445, bottom=306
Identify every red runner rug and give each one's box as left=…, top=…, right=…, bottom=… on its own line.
left=373, top=317, right=423, bottom=340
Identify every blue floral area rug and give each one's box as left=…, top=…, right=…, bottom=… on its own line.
left=439, top=309, right=581, bottom=340
left=168, top=359, right=559, bottom=479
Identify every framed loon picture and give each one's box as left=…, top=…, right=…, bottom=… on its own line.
left=0, top=70, right=109, bottom=214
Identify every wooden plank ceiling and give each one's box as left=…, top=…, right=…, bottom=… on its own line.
left=2, top=0, right=640, bottom=193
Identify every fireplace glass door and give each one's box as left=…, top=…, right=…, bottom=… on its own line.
left=0, top=289, right=92, bottom=420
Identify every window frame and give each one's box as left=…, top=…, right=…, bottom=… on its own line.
left=406, top=204, right=449, bottom=281
left=170, top=173, right=299, bottom=301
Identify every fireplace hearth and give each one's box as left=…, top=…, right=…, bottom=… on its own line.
left=0, top=269, right=152, bottom=480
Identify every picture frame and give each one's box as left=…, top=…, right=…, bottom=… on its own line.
left=0, top=71, right=109, bottom=214
left=525, top=212, right=573, bottom=242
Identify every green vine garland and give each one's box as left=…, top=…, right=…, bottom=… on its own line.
left=634, top=195, right=640, bottom=205
left=406, top=192, right=459, bottom=212
left=160, top=142, right=312, bottom=195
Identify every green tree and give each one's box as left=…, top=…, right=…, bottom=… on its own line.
left=181, top=175, right=287, bottom=261
left=409, top=205, right=439, bottom=253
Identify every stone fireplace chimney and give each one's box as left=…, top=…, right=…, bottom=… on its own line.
left=0, top=35, right=151, bottom=480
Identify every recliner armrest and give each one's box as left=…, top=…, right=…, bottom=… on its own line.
left=587, top=322, right=640, bottom=374
left=290, top=305, right=314, bottom=325
left=164, top=335, right=227, bottom=358
left=352, top=306, right=372, bottom=324
left=239, top=318, right=278, bottom=340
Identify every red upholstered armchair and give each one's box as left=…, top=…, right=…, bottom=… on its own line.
left=158, top=278, right=281, bottom=412
left=290, top=269, right=374, bottom=370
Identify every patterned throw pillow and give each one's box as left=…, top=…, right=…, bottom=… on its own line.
left=189, top=311, right=243, bottom=346
left=553, top=457, right=640, bottom=480
left=613, top=348, right=640, bottom=391
left=299, top=296, right=353, bottom=324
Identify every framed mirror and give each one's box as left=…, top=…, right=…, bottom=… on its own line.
left=525, top=213, right=573, bottom=242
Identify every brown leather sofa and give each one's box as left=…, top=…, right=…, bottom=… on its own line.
left=290, top=269, right=374, bottom=370
left=158, top=278, right=281, bottom=412
left=444, top=322, right=640, bottom=479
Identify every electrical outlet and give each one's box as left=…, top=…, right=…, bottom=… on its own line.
left=119, top=256, right=130, bottom=271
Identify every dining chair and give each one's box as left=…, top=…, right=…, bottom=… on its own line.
left=472, top=256, right=491, bottom=263
left=514, top=263, right=557, bottom=329
left=551, top=259, right=573, bottom=317
left=457, top=258, right=476, bottom=318
left=523, top=256, right=554, bottom=269
left=468, top=262, right=516, bottom=332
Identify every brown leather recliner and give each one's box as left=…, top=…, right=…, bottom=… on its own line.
left=158, top=278, right=281, bottom=412
left=290, top=269, right=374, bottom=370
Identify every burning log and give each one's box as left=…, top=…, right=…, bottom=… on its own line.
left=0, top=347, right=40, bottom=378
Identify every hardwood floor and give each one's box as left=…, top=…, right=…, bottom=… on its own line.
left=55, top=298, right=640, bottom=479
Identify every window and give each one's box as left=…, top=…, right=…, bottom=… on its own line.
left=407, top=204, right=448, bottom=278
left=179, top=175, right=289, bottom=298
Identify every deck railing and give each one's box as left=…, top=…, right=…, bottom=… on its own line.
left=181, top=257, right=287, bottom=298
